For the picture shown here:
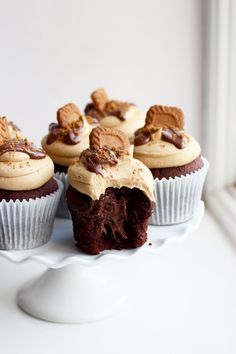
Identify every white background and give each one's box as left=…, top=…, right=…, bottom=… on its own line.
left=0, top=0, right=202, bottom=145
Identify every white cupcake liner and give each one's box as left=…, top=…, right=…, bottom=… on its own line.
left=54, top=172, right=71, bottom=219
left=149, top=157, right=209, bottom=225
left=0, top=179, right=63, bottom=250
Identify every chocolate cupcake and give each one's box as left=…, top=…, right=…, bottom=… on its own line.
left=84, top=88, right=145, bottom=140
left=67, top=127, right=154, bottom=255
left=0, top=117, right=63, bottom=249
left=134, top=105, right=209, bottom=225
left=41, top=103, right=92, bottom=218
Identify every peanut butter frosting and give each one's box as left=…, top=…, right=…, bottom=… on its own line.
left=68, top=154, right=155, bottom=201
left=99, top=106, right=146, bottom=138
left=0, top=117, right=54, bottom=191
left=133, top=105, right=201, bottom=168
left=84, top=89, right=145, bottom=138
left=68, top=126, right=155, bottom=201
left=42, top=104, right=92, bottom=167
left=0, top=153, right=54, bottom=191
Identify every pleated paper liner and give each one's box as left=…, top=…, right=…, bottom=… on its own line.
left=54, top=172, right=71, bottom=219
left=0, top=179, right=63, bottom=250
left=149, top=157, right=209, bottom=225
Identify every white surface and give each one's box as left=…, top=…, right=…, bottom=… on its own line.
left=0, top=210, right=236, bottom=353
left=0, top=0, right=202, bottom=142
left=0, top=203, right=203, bottom=324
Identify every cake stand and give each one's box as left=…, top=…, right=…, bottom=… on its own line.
left=0, top=202, right=204, bottom=324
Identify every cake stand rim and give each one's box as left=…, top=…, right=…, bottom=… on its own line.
left=0, top=202, right=204, bottom=269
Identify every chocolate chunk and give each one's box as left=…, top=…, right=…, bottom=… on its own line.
left=84, top=103, right=105, bottom=121
left=80, top=147, right=119, bottom=175
left=161, top=127, right=187, bottom=149
left=64, top=131, right=81, bottom=145
left=134, top=132, right=151, bottom=146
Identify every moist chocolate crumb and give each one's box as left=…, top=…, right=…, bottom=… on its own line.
left=67, top=186, right=154, bottom=255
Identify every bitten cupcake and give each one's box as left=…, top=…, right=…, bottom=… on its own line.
left=67, top=127, right=155, bottom=255
left=0, top=117, right=63, bottom=249
left=42, top=103, right=92, bottom=218
left=84, top=88, right=145, bottom=139
left=134, top=105, right=209, bottom=225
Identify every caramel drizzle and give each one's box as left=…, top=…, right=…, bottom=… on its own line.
left=46, top=117, right=84, bottom=145
left=0, top=139, right=46, bottom=159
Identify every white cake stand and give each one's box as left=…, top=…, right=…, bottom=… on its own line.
left=0, top=202, right=204, bottom=324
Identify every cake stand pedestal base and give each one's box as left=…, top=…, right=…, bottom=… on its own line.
left=17, top=263, right=126, bottom=324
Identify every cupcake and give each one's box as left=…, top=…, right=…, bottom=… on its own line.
left=134, top=105, right=209, bottom=225
left=67, top=126, right=155, bottom=255
left=42, top=103, right=92, bottom=218
left=84, top=88, right=145, bottom=140
left=0, top=117, right=63, bottom=249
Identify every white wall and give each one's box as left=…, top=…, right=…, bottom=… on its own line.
left=0, top=0, right=202, bottom=145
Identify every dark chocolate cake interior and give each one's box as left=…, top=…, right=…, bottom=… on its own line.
left=67, top=186, right=153, bottom=255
